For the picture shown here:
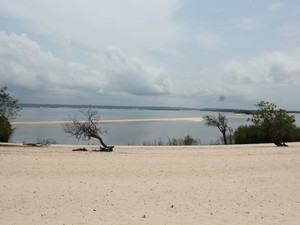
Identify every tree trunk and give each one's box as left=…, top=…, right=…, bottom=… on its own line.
left=92, top=134, right=107, bottom=148
left=222, top=132, right=228, bottom=145
left=90, top=134, right=114, bottom=151
left=273, top=135, right=288, bottom=147
left=97, top=136, right=107, bottom=148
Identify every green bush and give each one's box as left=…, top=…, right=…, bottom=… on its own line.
left=182, top=135, right=199, bottom=145
left=234, top=125, right=268, bottom=144
left=293, top=127, right=300, bottom=141
left=167, top=135, right=199, bottom=145
left=143, top=137, right=164, bottom=146
left=167, top=137, right=180, bottom=146
left=37, top=138, right=57, bottom=145
left=234, top=124, right=300, bottom=144
left=0, top=86, right=21, bottom=142
left=284, top=125, right=300, bottom=142
left=250, top=101, right=296, bottom=146
left=0, top=115, right=14, bottom=142
left=142, top=135, right=199, bottom=146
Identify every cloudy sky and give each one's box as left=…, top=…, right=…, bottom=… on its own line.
left=1, top=0, right=300, bottom=109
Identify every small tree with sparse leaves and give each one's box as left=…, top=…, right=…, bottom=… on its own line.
left=63, top=108, right=113, bottom=151
left=204, top=113, right=231, bottom=145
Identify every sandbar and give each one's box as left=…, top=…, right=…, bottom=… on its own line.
left=11, top=117, right=204, bottom=125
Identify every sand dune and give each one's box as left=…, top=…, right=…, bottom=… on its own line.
left=11, top=117, right=204, bottom=125
left=1, top=143, right=300, bottom=224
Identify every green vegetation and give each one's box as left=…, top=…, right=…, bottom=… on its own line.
left=234, top=125, right=267, bottom=144
left=234, top=101, right=300, bottom=146
left=142, top=137, right=165, bottom=146
left=0, top=87, right=21, bottom=142
left=142, top=135, right=200, bottom=146
left=36, top=138, right=57, bottom=145
left=168, top=135, right=199, bottom=145
left=0, top=115, right=13, bottom=142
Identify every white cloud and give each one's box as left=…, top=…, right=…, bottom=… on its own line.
left=0, top=32, right=106, bottom=91
left=1, top=1, right=300, bottom=109
left=0, top=0, right=181, bottom=56
left=280, top=24, right=300, bottom=42
left=237, top=17, right=261, bottom=31
left=268, top=2, right=283, bottom=12
left=0, top=32, right=173, bottom=103
left=194, top=32, right=226, bottom=50
left=226, top=51, right=300, bottom=84
left=224, top=49, right=300, bottom=106
left=90, top=46, right=173, bottom=96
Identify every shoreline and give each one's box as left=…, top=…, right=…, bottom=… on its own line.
left=2, top=142, right=300, bottom=150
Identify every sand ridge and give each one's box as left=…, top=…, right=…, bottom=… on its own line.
left=1, top=143, right=300, bottom=224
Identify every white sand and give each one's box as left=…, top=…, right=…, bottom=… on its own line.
left=1, top=143, right=300, bottom=225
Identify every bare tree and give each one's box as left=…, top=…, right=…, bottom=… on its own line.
left=63, top=108, right=114, bottom=151
left=204, top=113, right=231, bottom=145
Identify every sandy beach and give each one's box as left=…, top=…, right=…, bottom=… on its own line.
left=1, top=143, right=300, bottom=225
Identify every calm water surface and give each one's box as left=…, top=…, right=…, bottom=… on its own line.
left=11, top=107, right=300, bottom=145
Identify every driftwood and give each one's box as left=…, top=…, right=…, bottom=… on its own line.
left=72, top=146, right=114, bottom=152
left=23, top=143, right=47, bottom=147
left=72, top=148, right=88, bottom=151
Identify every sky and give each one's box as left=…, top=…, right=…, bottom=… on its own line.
left=1, top=0, right=300, bottom=110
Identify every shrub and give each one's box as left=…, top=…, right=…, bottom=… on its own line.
left=234, top=123, right=300, bottom=145
left=0, top=87, right=21, bottom=142
left=182, top=135, right=199, bottom=145
left=37, top=138, right=57, bottom=145
left=284, top=125, right=300, bottom=142
left=143, top=135, right=199, bottom=146
left=250, top=101, right=296, bottom=146
left=167, top=137, right=180, bottom=146
left=143, top=137, right=164, bottom=146
left=234, top=125, right=268, bottom=144
left=0, top=115, right=14, bottom=142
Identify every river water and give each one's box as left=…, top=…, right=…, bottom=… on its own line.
left=11, top=107, right=300, bottom=145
